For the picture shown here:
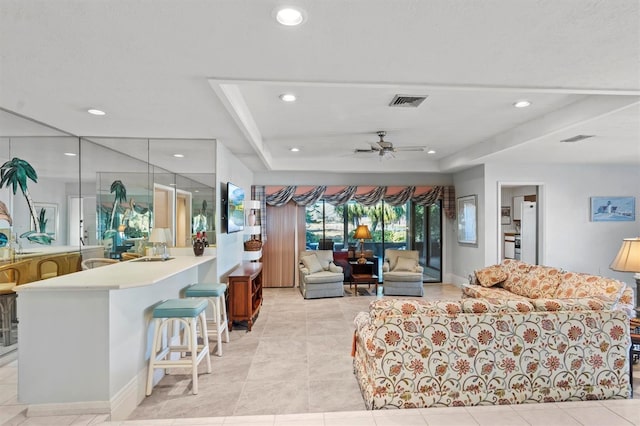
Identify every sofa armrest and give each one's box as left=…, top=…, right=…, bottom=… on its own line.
left=299, top=266, right=310, bottom=275
left=415, top=265, right=424, bottom=273
left=383, top=261, right=390, bottom=272
left=354, top=311, right=370, bottom=332
left=353, top=312, right=377, bottom=357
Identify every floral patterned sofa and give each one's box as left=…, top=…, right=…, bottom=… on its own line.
left=352, top=297, right=631, bottom=409
left=463, top=259, right=635, bottom=317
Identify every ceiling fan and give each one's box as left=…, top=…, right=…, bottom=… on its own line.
left=354, top=131, right=425, bottom=158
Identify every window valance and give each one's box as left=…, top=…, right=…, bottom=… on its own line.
left=257, top=185, right=455, bottom=218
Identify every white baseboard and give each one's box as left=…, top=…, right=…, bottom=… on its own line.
left=27, top=400, right=110, bottom=417
left=447, top=273, right=467, bottom=287
left=110, top=371, right=143, bottom=421
left=26, top=369, right=145, bottom=421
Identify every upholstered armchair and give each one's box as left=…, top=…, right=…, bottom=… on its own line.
left=298, top=250, right=345, bottom=299
left=382, top=249, right=424, bottom=296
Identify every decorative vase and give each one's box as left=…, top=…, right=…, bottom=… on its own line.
left=193, top=241, right=205, bottom=256
left=247, top=211, right=256, bottom=226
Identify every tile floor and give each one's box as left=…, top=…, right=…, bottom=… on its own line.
left=0, top=283, right=638, bottom=425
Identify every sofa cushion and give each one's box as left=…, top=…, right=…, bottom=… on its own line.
left=510, top=265, right=563, bottom=299
left=554, top=272, right=626, bottom=302
left=461, top=297, right=534, bottom=313
left=499, top=259, right=535, bottom=296
left=475, top=264, right=508, bottom=287
left=385, top=249, right=419, bottom=271
left=369, top=298, right=462, bottom=322
left=303, top=270, right=344, bottom=284
left=394, top=256, right=417, bottom=272
left=301, top=254, right=323, bottom=274
left=462, top=284, right=530, bottom=300
left=384, top=271, right=422, bottom=282
left=531, top=297, right=614, bottom=312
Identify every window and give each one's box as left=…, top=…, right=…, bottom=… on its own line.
left=305, top=199, right=442, bottom=282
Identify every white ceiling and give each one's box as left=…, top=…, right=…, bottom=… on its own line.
left=1, top=0, right=638, bottom=174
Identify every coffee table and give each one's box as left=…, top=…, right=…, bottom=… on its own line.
left=350, top=273, right=378, bottom=296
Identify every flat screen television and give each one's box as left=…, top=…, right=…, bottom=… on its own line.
left=226, top=182, right=245, bottom=233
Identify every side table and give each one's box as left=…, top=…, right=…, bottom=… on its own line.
left=350, top=273, right=378, bottom=296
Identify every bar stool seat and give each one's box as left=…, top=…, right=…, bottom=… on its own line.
left=185, top=283, right=230, bottom=356
left=146, top=298, right=211, bottom=396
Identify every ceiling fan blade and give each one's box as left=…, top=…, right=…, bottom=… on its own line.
left=393, top=146, right=426, bottom=152
left=354, top=149, right=376, bottom=153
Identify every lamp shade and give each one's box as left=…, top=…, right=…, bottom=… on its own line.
left=245, top=200, right=261, bottom=210
left=353, top=225, right=372, bottom=240
left=610, top=237, right=640, bottom=272
left=149, top=227, right=167, bottom=244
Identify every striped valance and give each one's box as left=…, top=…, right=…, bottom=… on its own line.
left=258, top=185, right=455, bottom=219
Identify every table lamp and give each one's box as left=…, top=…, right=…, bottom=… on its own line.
left=610, top=237, right=640, bottom=312
left=149, top=227, right=168, bottom=259
left=353, top=225, right=372, bottom=264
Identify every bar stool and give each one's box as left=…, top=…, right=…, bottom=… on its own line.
left=184, top=283, right=230, bottom=356
left=146, top=298, right=211, bottom=396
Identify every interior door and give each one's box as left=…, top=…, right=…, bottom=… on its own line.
left=175, top=190, right=192, bottom=247
left=153, top=183, right=175, bottom=237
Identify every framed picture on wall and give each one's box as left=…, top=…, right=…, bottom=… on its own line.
left=590, top=196, right=635, bottom=222
left=457, top=195, right=478, bottom=245
left=501, top=206, right=511, bottom=225
left=31, top=202, right=58, bottom=240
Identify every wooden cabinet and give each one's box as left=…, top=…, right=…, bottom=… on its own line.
left=227, top=262, right=262, bottom=331
left=349, top=256, right=380, bottom=282
left=513, top=196, right=524, bottom=221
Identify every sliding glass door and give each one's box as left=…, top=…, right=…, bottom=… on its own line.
left=413, top=201, right=442, bottom=282
left=306, top=199, right=442, bottom=283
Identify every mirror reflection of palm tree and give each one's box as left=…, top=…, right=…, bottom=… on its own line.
left=0, top=157, right=53, bottom=244
left=109, top=180, right=127, bottom=230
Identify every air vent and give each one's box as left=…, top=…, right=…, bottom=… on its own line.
left=389, top=94, right=428, bottom=108
left=560, top=134, right=595, bottom=143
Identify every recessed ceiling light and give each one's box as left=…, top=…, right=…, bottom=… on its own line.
left=87, top=108, right=106, bottom=116
left=513, top=100, right=531, bottom=108
left=280, top=93, right=297, bottom=102
left=275, top=7, right=305, bottom=26
left=64, top=152, right=77, bottom=157
left=290, top=147, right=300, bottom=152
left=427, top=149, right=436, bottom=154
left=173, top=154, right=184, bottom=158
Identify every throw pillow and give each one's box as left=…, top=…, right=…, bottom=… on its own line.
left=475, top=265, right=508, bottom=287
left=301, top=254, right=323, bottom=274
left=393, top=256, right=417, bottom=271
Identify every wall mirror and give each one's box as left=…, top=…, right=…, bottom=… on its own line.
left=0, top=109, right=216, bottom=263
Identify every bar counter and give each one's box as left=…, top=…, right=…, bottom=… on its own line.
left=15, top=253, right=216, bottom=420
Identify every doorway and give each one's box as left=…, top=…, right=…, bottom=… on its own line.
left=497, top=183, right=543, bottom=265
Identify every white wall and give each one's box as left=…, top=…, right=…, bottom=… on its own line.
left=449, top=165, right=486, bottom=284
left=483, top=163, right=640, bottom=285
left=215, top=142, right=254, bottom=280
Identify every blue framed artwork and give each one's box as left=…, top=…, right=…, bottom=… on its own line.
left=590, top=196, right=635, bottom=222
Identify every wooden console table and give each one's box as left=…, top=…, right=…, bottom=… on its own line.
left=227, top=262, right=262, bottom=331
